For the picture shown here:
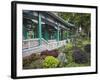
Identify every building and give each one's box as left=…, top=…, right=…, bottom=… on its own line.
left=22, top=10, right=75, bottom=57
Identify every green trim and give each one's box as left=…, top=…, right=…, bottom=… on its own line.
left=38, top=12, right=42, bottom=45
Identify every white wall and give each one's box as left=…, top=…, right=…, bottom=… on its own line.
left=0, top=0, right=99, bottom=80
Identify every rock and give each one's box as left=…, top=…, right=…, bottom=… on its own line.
left=84, top=44, right=91, bottom=53
left=41, top=49, right=59, bottom=57
left=57, top=53, right=67, bottom=66
left=72, top=48, right=88, bottom=64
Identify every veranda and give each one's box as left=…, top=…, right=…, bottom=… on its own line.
left=22, top=11, right=75, bottom=57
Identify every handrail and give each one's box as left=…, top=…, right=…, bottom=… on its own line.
left=23, top=38, right=39, bottom=41
left=22, top=38, right=67, bottom=57
left=41, top=38, right=49, bottom=44
left=23, top=38, right=66, bottom=50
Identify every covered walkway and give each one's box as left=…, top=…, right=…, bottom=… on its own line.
left=22, top=11, right=75, bottom=57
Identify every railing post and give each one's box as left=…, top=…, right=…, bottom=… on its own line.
left=61, top=29, right=63, bottom=40
left=38, top=12, right=42, bottom=46
left=28, top=39, right=30, bottom=49
left=57, top=25, right=60, bottom=46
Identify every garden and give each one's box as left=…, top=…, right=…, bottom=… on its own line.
left=23, top=12, right=91, bottom=69
left=23, top=36, right=91, bottom=69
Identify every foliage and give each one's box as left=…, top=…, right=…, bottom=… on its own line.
left=74, top=38, right=90, bottom=49
left=23, top=39, right=91, bottom=69
left=23, top=57, right=32, bottom=67
left=58, top=12, right=91, bottom=37
left=43, top=56, right=59, bottom=68
left=29, top=59, right=44, bottom=69
left=23, top=58, right=44, bottom=69
left=66, top=42, right=73, bottom=51
left=65, top=51, right=73, bottom=64
left=82, top=39, right=90, bottom=45
left=58, top=39, right=90, bottom=67
left=66, top=62, right=90, bottom=67
left=23, top=53, right=41, bottom=69
left=58, top=43, right=73, bottom=65
left=76, top=39, right=83, bottom=48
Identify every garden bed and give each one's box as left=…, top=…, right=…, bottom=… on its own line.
left=23, top=39, right=91, bottom=69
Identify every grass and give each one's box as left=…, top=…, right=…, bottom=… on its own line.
left=65, top=62, right=90, bottom=67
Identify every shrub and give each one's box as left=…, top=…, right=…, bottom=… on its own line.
left=76, top=39, right=83, bottom=48
left=66, top=51, right=73, bottom=64
left=66, top=43, right=73, bottom=51
left=72, top=48, right=88, bottom=64
left=23, top=53, right=41, bottom=68
left=66, top=62, right=89, bottom=67
left=82, top=39, right=90, bottom=45
left=58, top=43, right=73, bottom=65
left=43, top=56, right=59, bottom=68
left=66, top=62, right=81, bottom=67
left=29, top=59, right=44, bottom=69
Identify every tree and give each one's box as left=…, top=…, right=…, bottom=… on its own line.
left=57, top=12, right=91, bottom=38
